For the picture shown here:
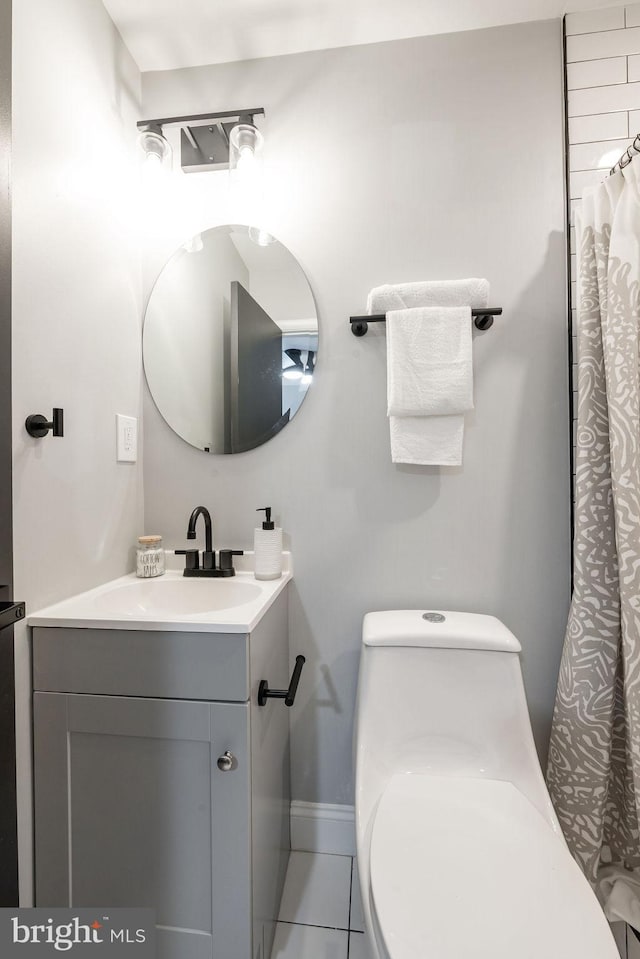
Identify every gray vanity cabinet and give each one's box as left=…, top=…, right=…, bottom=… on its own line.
left=32, top=589, right=290, bottom=959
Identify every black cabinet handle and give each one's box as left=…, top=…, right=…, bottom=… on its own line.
left=258, top=655, right=305, bottom=707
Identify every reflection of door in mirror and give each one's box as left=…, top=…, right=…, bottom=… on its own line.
left=229, top=282, right=288, bottom=453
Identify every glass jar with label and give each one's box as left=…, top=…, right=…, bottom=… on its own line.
left=136, top=535, right=165, bottom=578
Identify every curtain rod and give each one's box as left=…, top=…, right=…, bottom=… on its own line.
left=610, top=132, right=640, bottom=175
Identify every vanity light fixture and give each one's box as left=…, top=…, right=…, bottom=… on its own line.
left=136, top=108, right=265, bottom=174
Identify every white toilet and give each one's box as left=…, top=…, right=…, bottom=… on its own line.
left=354, top=610, right=619, bottom=959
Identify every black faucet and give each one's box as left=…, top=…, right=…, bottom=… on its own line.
left=176, top=506, right=243, bottom=577
left=188, top=506, right=215, bottom=570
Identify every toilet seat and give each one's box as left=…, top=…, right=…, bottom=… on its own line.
left=370, top=774, right=617, bottom=959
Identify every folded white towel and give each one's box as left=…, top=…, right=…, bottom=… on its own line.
left=369, top=279, right=489, bottom=467
left=368, top=278, right=489, bottom=314
left=386, top=306, right=473, bottom=417
left=389, top=414, right=465, bottom=466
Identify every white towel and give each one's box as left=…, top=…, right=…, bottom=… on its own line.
left=389, top=414, right=465, bottom=467
left=386, top=306, right=473, bottom=416
left=368, top=278, right=489, bottom=314
left=369, top=279, right=489, bottom=466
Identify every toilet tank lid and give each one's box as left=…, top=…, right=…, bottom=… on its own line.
left=362, top=610, right=521, bottom=652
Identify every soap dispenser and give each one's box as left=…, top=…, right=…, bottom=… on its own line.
left=254, top=507, right=282, bottom=581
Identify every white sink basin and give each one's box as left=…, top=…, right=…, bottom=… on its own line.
left=91, top=577, right=263, bottom=617
left=27, top=564, right=292, bottom=633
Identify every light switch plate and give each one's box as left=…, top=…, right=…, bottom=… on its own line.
left=116, top=414, right=137, bottom=463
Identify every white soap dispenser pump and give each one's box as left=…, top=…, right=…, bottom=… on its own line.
left=254, top=507, right=282, bottom=581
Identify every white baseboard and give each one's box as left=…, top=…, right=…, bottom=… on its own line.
left=290, top=801, right=356, bottom=857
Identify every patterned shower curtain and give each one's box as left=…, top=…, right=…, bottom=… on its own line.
left=547, top=160, right=640, bottom=928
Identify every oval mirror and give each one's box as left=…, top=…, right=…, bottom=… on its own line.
left=143, top=225, right=318, bottom=453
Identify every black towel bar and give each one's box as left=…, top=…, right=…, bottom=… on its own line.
left=350, top=308, right=502, bottom=337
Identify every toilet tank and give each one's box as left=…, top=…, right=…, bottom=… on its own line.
left=354, top=610, right=558, bottom=829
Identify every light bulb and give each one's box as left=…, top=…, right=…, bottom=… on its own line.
left=283, top=368, right=303, bottom=381
left=238, top=146, right=256, bottom=171
left=248, top=227, right=275, bottom=247
left=138, top=128, right=172, bottom=169
left=229, top=123, right=264, bottom=186
left=183, top=234, right=204, bottom=253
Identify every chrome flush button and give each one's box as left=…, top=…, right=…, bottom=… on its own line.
left=422, top=612, right=446, bottom=623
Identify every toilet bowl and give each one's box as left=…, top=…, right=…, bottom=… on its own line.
left=353, top=610, right=618, bottom=959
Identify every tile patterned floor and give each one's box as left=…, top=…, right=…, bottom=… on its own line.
left=271, top=851, right=372, bottom=959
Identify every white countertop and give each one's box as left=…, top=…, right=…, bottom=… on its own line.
left=27, top=552, right=292, bottom=633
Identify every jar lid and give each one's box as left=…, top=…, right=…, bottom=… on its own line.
left=138, top=535, right=162, bottom=545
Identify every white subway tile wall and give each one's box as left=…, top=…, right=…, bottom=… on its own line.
left=567, top=26, right=640, bottom=61
left=566, top=6, right=626, bottom=33
left=569, top=137, right=629, bottom=169
left=565, top=6, right=640, bottom=527
left=565, top=6, right=640, bottom=215
left=568, top=111, right=629, bottom=141
left=566, top=56, right=627, bottom=89
left=568, top=81, right=640, bottom=116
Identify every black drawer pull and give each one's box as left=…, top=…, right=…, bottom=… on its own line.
left=258, top=655, right=305, bottom=707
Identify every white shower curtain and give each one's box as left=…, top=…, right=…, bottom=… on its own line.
left=547, top=160, right=640, bottom=928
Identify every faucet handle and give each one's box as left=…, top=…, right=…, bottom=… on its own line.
left=202, top=550, right=216, bottom=571
left=219, top=550, right=244, bottom=574
left=175, top=549, right=200, bottom=571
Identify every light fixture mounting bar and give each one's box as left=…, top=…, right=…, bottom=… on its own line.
left=137, top=108, right=265, bottom=132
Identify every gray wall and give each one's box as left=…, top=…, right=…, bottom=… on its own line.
left=0, top=0, right=10, bottom=590
left=12, top=0, right=143, bottom=900
left=142, top=20, right=570, bottom=806
left=0, top=0, right=17, bottom=905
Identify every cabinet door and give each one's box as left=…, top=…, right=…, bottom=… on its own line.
left=34, top=693, right=251, bottom=959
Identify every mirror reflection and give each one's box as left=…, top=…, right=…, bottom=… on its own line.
left=143, top=225, right=318, bottom=453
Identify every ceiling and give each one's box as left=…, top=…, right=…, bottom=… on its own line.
left=103, top=0, right=624, bottom=73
